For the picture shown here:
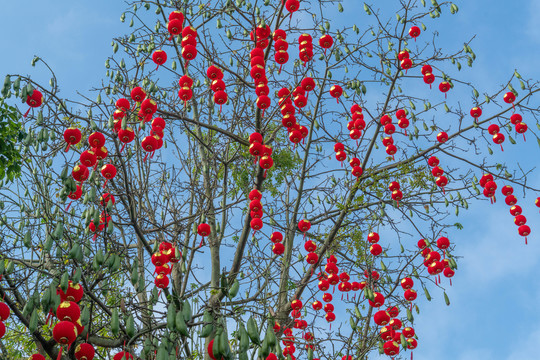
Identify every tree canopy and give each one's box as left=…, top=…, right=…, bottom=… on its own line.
left=0, top=1, right=539, bottom=360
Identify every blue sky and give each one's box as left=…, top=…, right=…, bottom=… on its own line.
left=1, top=1, right=540, bottom=359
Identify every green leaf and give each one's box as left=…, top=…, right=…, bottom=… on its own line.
left=444, top=292, right=450, bottom=305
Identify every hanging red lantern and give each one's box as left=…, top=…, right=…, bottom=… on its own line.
left=72, top=164, right=89, bottom=183
left=24, top=89, right=43, bottom=117
left=270, top=231, right=283, bottom=243
left=368, top=232, right=380, bottom=243
left=383, top=341, right=400, bottom=356
left=421, top=64, right=433, bottom=75
left=56, top=301, right=81, bottom=322
left=370, top=243, right=383, bottom=256
left=113, top=352, right=134, bottom=360
left=501, top=185, right=513, bottom=196
left=74, top=343, right=95, bottom=360
left=259, top=156, right=274, bottom=176
left=28, top=355, right=47, bottom=360
left=401, top=277, right=414, bottom=290
left=510, top=113, right=522, bottom=124
left=368, top=292, right=385, bottom=307
left=304, top=240, right=317, bottom=252
left=386, top=144, right=397, bottom=158
left=63, top=127, right=82, bottom=152
left=256, top=95, right=271, bottom=117
left=407, top=338, right=418, bottom=350
left=400, top=58, right=412, bottom=71
left=380, top=114, right=392, bottom=126
left=352, top=166, right=363, bottom=178
left=154, top=274, right=169, bottom=289
left=319, top=34, right=333, bottom=52
left=382, top=137, right=393, bottom=147
left=0, top=302, right=10, bottom=321
left=53, top=321, right=78, bottom=345
left=213, top=91, right=228, bottom=112
left=115, top=98, right=130, bottom=112
left=57, top=281, right=84, bottom=303
left=272, top=242, right=285, bottom=255
left=470, top=107, right=482, bottom=121
left=329, top=85, right=343, bottom=103
left=503, top=91, right=516, bottom=104
left=404, top=289, right=417, bottom=301
left=437, top=131, right=449, bottom=143
left=384, top=123, right=396, bottom=135
left=409, top=26, right=421, bottom=39
left=324, top=312, right=336, bottom=322
left=431, top=166, right=444, bottom=177
left=140, top=98, right=157, bottom=116
left=391, top=189, right=403, bottom=203
left=100, top=164, right=117, bottom=188
left=402, top=327, right=415, bottom=339
left=324, top=303, right=334, bottom=313
left=93, top=146, right=108, bottom=161
left=167, top=19, right=183, bottom=39
left=417, top=239, right=428, bottom=249
left=152, top=50, right=167, bottom=69
left=423, top=72, right=435, bottom=88
left=130, top=87, right=146, bottom=103
left=251, top=218, right=263, bottom=231
left=306, top=252, right=318, bottom=264
left=88, top=132, right=106, bottom=148
left=510, top=205, right=522, bottom=216
left=298, top=219, right=311, bottom=233
left=80, top=150, right=97, bottom=168
left=436, top=236, right=450, bottom=250
left=373, top=310, right=390, bottom=326
left=398, top=51, right=409, bottom=61
left=487, top=124, right=500, bottom=135
left=493, top=133, right=505, bottom=150
left=515, top=122, right=528, bottom=140
left=181, top=45, right=198, bottom=64
left=439, top=81, right=451, bottom=97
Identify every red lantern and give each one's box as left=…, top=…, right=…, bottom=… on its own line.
left=417, top=239, right=428, bottom=249
left=57, top=281, right=84, bottom=303
left=56, top=301, right=81, bottom=322
left=298, top=219, right=311, bottom=233
left=100, top=164, right=117, bottom=188
left=373, top=310, right=390, bottom=326
left=503, top=91, right=516, bottom=104
left=88, top=132, right=106, bottom=148
left=401, top=277, right=414, bottom=290
left=75, top=343, right=95, bottom=360
left=213, top=91, right=228, bottom=112
left=383, top=341, right=400, bottom=356
left=72, top=164, right=89, bottom=183
left=368, top=231, right=381, bottom=243
left=113, top=352, right=134, bottom=360
left=0, top=302, right=10, bottom=321
left=270, top=231, right=283, bottom=243
left=325, top=312, right=336, bottom=322
left=324, top=303, right=334, bottom=313
left=470, top=107, right=482, bottom=120
left=368, top=292, right=385, bottom=307
left=431, top=166, right=444, bottom=177
left=398, top=51, right=409, bottom=61
left=407, top=338, right=418, bottom=350
left=409, top=26, right=421, bottom=39
left=437, top=131, right=449, bottom=143
left=318, top=279, right=330, bottom=291
left=389, top=318, right=402, bottom=330
left=152, top=50, right=167, bottom=69
left=53, top=321, right=78, bottom=345
left=518, top=225, right=531, bottom=244
left=329, top=85, right=343, bottom=103
left=400, top=58, right=412, bottom=71
left=306, top=252, right=318, bottom=264
left=386, top=144, right=397, bottom=158
left=510, top=205, right=522, bottom=216
left=167, top=19, right=183, bottom=39
left=404, top=289, right=417, bottom=301
left=421, top=64, right=432, bottom=75
left=273, top=243, right=285, bottom=255
left=510, top=113, right=522, bottom=124
left=370, top=243, right=383, bottom=256
left=423, top=72, right=435, bottom=87
left=63, top=128, right=82, bottom=152
left=501, top=185, right=513, bottom=196
left=182, top=44, right=198, bottom=62
left=437, top=236, right=450, bottom=250
left=402, top=327, right=415, bottom=339
left=29, top=355, right=47, bottom=360
left=319, top=35, right=333, bottom=51
left=130, top=87, right=146, bottom=103
left=352, top=166, right=363, bottom=178
left=439, top=81, right=451, bottom=97
left=384, top=123, right=396, bottom=135
left=154, top=274, right=169, bottom=289
left=24, top=89, right=43, bottom=117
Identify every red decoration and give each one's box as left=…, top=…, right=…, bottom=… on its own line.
left=74, top=343, right=95, bottom=360
left=53, top=321, right=78, bottom=345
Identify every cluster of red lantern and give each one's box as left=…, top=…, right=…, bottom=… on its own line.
left=88, top=194, right=114, bottom=241
left=367, top=231, right=382, bottom=257
left=395, top=108, right=410, bottom=135
left=349, top=157, right=363, bottom=180
left=181, top=26, right=198, bottom=67
left=278, top=87, right=308, bottom=147
left=421, top=64, right=435, bottom=89
left=487, top=122, right=505, bottom=151
left=380, top=113, right=398, bottom=159
left=347, top=103, right=365, bottom=144
left=0, top=301, right=9, bottom=340
left=389, top=181, right=403, bottom=207
left=398, top=50, right=412, bottom=73
left=167, top=11, right=184, bottom=40
left=510, top=113, right=528, bottom=141
left=479, top=173, right=497, bottom=204
left=302, top=221, right=319, bottom=264
left=427, top=156, right=448, bottom=193
left=273, top=29, right=289, bottom=73
left=66, top=126, right=117, bottom=190
left=271, top=231, right=284, bottom=255
left=249, top=132, right=274, bottom=177
left=298, top=33, right=313, bottom=66
left=248, top=28, right=272, bottom=118
left=374, top=304, right=417, bottom=358
left=333, top=142, right=347, bottom=166
left=152, top=241, right=182, bottom=291
left=178, top=74, right=194, bottom=106
left=418, top=238, right=455, bottom=286
left=206, top=65, right=227, bottom=112
left=248, top=189, right=264, bottom=233
left=499, top=184, right=531, bottom=244
left=53, top=281, right=89, bottom=359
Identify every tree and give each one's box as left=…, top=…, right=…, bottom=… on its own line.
left=0, top=0, right=539, bottom=359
